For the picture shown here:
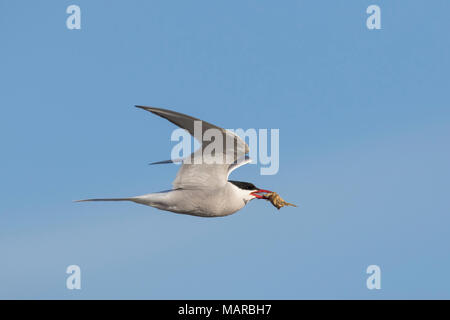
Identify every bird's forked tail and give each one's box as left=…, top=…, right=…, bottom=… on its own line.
left=74, top=198, right=135, bottom=203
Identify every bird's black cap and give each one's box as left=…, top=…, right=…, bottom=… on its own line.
left=228, top=180, right=258, bottom=190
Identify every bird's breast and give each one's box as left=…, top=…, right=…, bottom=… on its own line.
left=167, top=188, right=246, bottom=217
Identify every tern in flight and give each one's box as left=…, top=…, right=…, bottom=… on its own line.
left=76, top=106, right=272, bottom=217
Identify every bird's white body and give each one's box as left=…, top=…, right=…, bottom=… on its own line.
left=130, top=182, right=254, bottom=217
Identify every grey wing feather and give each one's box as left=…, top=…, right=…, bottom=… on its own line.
left=135, top=105, right=249, bottom=154
left=136, top=105, right=251, bottom=189
left=149, top=158, right=183, bottom=165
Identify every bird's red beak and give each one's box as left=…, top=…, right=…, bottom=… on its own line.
left=251, top=189, right=272, bottom=199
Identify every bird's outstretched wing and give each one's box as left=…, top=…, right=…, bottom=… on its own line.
left=136, top=106, right=251, bottom=189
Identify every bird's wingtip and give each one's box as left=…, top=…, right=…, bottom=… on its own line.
left=73, top=199, right=94, bottom=203
left=135, top=105, right=154, bottom=111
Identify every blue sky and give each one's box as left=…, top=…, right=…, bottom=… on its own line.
left=1, top=0, right=449, bottom=299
